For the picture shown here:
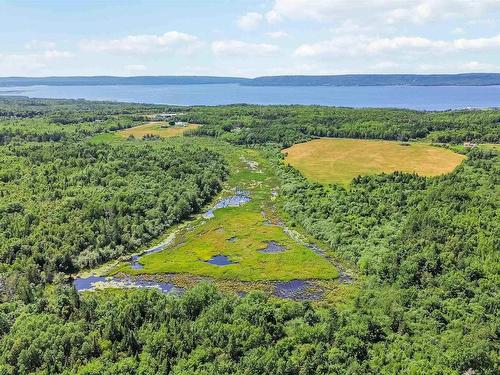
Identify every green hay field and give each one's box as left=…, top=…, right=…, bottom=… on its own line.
left=283, top=138, right=466, bottom=186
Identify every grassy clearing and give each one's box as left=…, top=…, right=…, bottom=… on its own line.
left=283, top=138, right=466, bottom=186
left=112, top=139, right=339, bottom=282
left=478, top=143, right=499, bottom=151
left=117, top=121, right=200, bottom=138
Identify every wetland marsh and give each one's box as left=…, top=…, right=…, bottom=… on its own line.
left=74, top=132, right=346, bottom=300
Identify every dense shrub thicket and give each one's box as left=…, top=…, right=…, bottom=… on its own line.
left=0, top=284, right=389, bottom=374
left=0, top=141, right=227, bottom=277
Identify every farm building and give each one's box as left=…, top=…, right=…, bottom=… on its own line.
left=463, top=141, right=477, bottom=148
left=152, top=113, right=185, bottom=121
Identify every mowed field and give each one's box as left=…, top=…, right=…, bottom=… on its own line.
left=118, top=121, right=200, bottom=138
left=284, top=138, right=466, bottom=186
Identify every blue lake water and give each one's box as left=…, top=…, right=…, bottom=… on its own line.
left=1, top=84, right=500, bottom=110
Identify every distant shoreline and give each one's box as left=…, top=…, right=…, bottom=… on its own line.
left=0, top=89, right=26, bottom=94
left=1, top=73, right=500, bottom=87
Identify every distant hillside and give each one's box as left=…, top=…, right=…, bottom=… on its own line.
left=1, top=73, right=499, bottom=87
left=0, top=76, right=249, bottom=87
left=244, top=73, right=500, bottom=86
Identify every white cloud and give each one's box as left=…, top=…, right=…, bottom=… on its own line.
left=371, top=61, right=401, bottom=71
left=265, top=0, right=500, bottom=24
left=80, top=31, right=199, bottom=54
left=124, top=64, right=147, bottom=73
left=453, top=35, right=500, bottom=50
left=264, top=62, right=328, bottom=75
left=461, top=61, right=499, bottom=71
left=294, top=36, right=369, bottom=57
left=417, top=60, right=500, bottom=73
left=329, top=20, right=373, bottom=34
left=265, top=10, right=282, bottom=23
left=266, top=31, right=288, bottom=39
left=294, top=34, right=500, bottom=57
left=41, top=50, right=74, bottom=59
left=0, top=50, right=74, bottom=75
left=0, top=54, right=46, bottom=73
left=25, top=40, right=56, bottom=50
left=385, top=0, right=500, bottom=24
left=270, top=0, right=336, bottom=21
left=237, top=12, right=263, bottom=30
left=366, top=36, right=446, bottom=54
left=212, top=40, right=279, bottom=57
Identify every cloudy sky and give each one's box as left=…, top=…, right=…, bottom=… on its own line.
left=1, top=0, right=500, bottom=77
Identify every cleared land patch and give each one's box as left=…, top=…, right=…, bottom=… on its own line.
left=479, top=143, right=499, bottom=151
left=118, top=121, right=199, bottom=138
left=283, top=138, right=466, bottom=186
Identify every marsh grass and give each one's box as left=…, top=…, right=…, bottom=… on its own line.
left=113, top=140, right=339, bottom=281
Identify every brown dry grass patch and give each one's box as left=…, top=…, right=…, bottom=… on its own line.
left=118, top=122, right=200, bottom=138
left=283, top=138, right=466, bottom=186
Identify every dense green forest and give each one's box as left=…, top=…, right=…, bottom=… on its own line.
left=0, top=142, right=227, bottom=277
left=0, top=97, right=498, bottom=374
left=0, top=98, right=228, bottom=281
left=184, top=105, right=500, bottom=145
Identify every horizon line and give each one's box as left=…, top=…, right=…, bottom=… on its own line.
left=1, top=72, right=500, bottom=79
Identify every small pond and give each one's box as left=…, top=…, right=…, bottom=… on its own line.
left=260, top=241, right=286, bottom=254
left=73, top=276, right=183, bottom=294
left=205, top=255, right=237, bottom=266
left=274, top=280, right=324, bottom=300
left=203, top=190, right=251, bottom=219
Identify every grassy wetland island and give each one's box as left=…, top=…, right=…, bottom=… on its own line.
left=0, top=97, right=498, bottom=374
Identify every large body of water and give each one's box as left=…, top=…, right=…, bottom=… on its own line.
left=1, top=84, right=500, bottom=110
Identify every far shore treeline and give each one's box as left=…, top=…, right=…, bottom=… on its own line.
left=2, top=73, right=500, bottom=87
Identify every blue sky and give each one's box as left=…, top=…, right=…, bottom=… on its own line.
left=1, top=0, right=500, bottom=77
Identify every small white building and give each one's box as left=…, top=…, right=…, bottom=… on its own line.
left=152, top=112, right=186, bottom=121
left=463, top=141, right=477, bottom=148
